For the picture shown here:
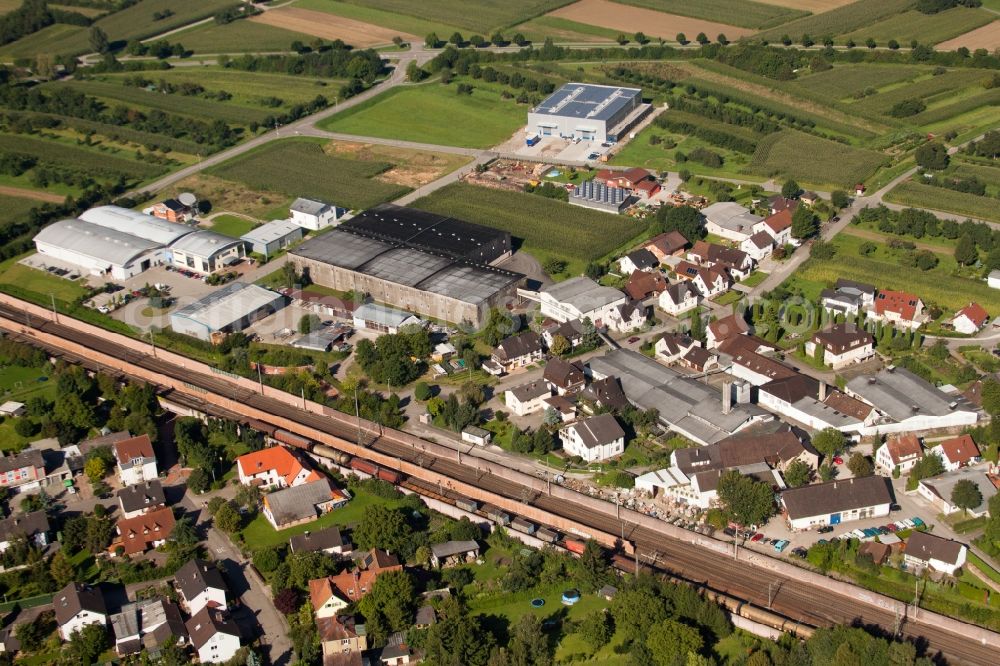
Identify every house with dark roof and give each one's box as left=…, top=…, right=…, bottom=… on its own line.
left=55, top=582, right=107, bottom=640
left=505, top=380, right=552, bottom=416
left=820, top=279, right=875, bottom=316
left=870, top=289, right=926, bottom=330
left=805, top=324, right=875, bottom=369
left=781, top=476, right=893, bottom=530
left=644, top=231, right=688, bottom=261
left=681, top=346, right=718, bottom=373
left=289, top=525, right=351, bottom=556
left=112, top=505, right=175, bottom=556
left=658, top=281, right=700, bottom=316
left=608, top=300, right=648, bottom=334
left=0, top=449, right=45, bottom=493
left=560, top=414, right=626, bottom=462
left=263, top=477, right=350, bottom=530
left=875, top=434, right=923, bottom=475
left=541, top=319, right=585, bottom=349
left=686, top=242, right=754, bottom=280
left=758, top=376, right=870, bottom=434
left=654, top=333, right=698, bottom=365
left=951, top=302, right=989, bottom=334
left=766, top=195, right=798, bottom=216
left=618, top=248, right=659, bottom=275
left=111, top=596, right=187, bottom=657
left=930, top=435, right=981, bottom=472
left=741, top=230, right=775, bottom=262
left=114, top=434, right=158, bottom=487
left=671, top=429, right=818, bottom=481
left=543, top=358, right=585, bottom=395
left=544, top=394, right=578, bottom=423
left=726, top=347, right=798, bottom=387
left=673, top=261, right=730, bottom=299
left=904, top=531, right=967, bottom=575
left=186, top=606, right=241, bottom=664
left=117, top=479, right=166, bottom=519
left=578, top=376, right=629, bottom=412
left=0, top=510, right=50, bottom=552
left=489, top=331, right=544, bottom=374
left=429, top=540, right=480, bottom=568
left=175, top=559, right=228, bottom=616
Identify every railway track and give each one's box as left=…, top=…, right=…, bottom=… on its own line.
left=1, top=303, right=997, bottom=663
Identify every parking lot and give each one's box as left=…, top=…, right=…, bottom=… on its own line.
left=496, top=133, right=614, bottom=163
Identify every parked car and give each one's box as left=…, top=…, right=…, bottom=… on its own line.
left=723, top=527, right=736, bottom=537
left=773, top=540, right=789, bottom=552
left=750, top=533, right=764, bottom=542
left=817, top=525, right=834, bottom=534
left=628, top=336, right=640, bottom=343
left=792, top=547, right=808, bottom=558
left=901, top=519, right=915, bottom=529
left=912, top=517, right=925, bottom=527
left=885, top=523, right=898, bottom=532
left=832, top=455, right=844, bottom=465
left=877, top=526, right=890, bottom=535
left=587, top=152, right=600, bottom=160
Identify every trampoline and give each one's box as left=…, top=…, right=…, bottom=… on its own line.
left=530, top=598, right=545, bottom=608
left=561, top=589, right=580, bottom=605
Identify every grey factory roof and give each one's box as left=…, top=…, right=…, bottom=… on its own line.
left=169, top=229, right=243, bottom=258
left=353, top=302, right=420, bottom=328
left=293, top=229, right=522, bottom=306
left=240, top=218, right=301, bottom=245
left=291, top=328, right=346, bottom=352
left=588, top=349, right=768, bottom=445
left=542, top=277, right=625, bottom=314
left=79, top=205, right=193, bottom=245
left=565, top=413, right=625, bottom=448
left=171, top=282, right=284, bottom=332
left=265, top=478, right=335, bottom=526
left=290, top=197, right=332, bottom=216
left=702, top=202, right=763, bottom=234
left=781, top=476, right=893, bottom=520
left=846, top=367, right=970, bottom=421
left=35, top=219, right=161, bottom=267
left=920, top=466, right=996, bottom=514
left=532, top=83, right=641, bottom=121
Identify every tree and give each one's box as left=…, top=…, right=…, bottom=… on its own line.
left=491, top=31, right=504, bottom=46
left=353, top=504, right=412, bottom=553
left=493, top=613, right=552, bottom=666
left=783, top=459, right=812, bottom=488
left=579, top=610, right=613, bottom=650
left=65, top=623, right=109, bottom=666
left=831, top=190, right=850, bottom=209
left=187, top=468, right=210, bottom=494
left=49, top=550, right=75, bottom=587
left=414, top=382, right=432, bottom=401
left=647, top=618, right=704, bottom=666
left=89, top=26, right=109, bottom=54
left=915, top=141, right=949, bottom=170
left=954, top=233, right=978, bottom=266
left=273, top=588, right=299, bottom=615
left=549, top=334, right=571, bottom=357
left=865, top=37, right=876, bottom=49
left=813, top=339, right=826, bottom=366
left=634, top=31, right=648, bottom=44
left=358, top=570, right=416, bottom=645
left=298, top=314, right=321, bottom=334
left=791, top=205, right=818, bottom=240
left=449, top=32, right=464, bottom=45
left=213, top=502, right=241, bottom=533
left=811, top=428, right=845, bottom=457
left=15, top=613, right=52, bottom=652
left=951, top=479, right=983, bottom=515
left=782, top=179, right=801, bottom=199
left=253, top=548, right=281, bottom=573
left=696, top=32, right=709, bottom=44
left=888, top=39, right=900, bottom=50
left=424, top=597, right=495, bottom=666
left=676, top=32, right=688, bottom=45
left=616, top=33, right=628, bottom=45
left=717, top=33, right=728, bottom=45
left=575, top=540, right=612, bottom=592
left=982, top=377, right=1000, bottom=415
left=84, top=456, right=106, bottom=484
left=425, top=33, right=440, bottom=48
left=610, top=583, right=669, bottom=642
left=655, top=205, right=704, bottom=241
left=716, top=470, right=775, bottom=527
left=847, top=453, right=873, bottom=478
left=513, top=33, right=527, bottom=46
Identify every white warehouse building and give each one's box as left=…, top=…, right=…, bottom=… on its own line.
left=527, top=83, right=648, bottom=143
left=170, top=282, right=286, bottom=341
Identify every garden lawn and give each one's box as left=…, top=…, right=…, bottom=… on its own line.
left=0, top=262, right=87, bottom=303
left=886, top=180, right=1000, bottom=223
left=210, top=215, right=257, bottom=238
left=239, top=488, right=404, bottom=548
left=206, top=138, right=410, bottom=210
left=318, top=84, right=525, bottom=149
left=469, top=584, right=607, bottom=624
left=740, top=271, right=769, bottom=288
left=411, top=182, right=650, bottom=267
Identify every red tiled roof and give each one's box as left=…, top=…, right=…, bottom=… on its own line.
left=645, top=231, right=688, bottom=257
left=309, top=549, right=403, bottom=607
left=708, top=314, right=749, bottom=342
left=884, top=434, right=922, bottom=465
left=874, top=290, right=922, bottom=321
left=764, top=209, right=793, bottom=234
left=236, top=446, right=320, bottom=487
left=625, top=271, right=668, bottom=300
left=956, top=302, right=989, bottom=328
left=114, top=435, right=154, bottom=465
left=114, top=506, right=175, bottom=555
left=938, top=435, right=980, bottom=465
left=634, top=179, right=660, bottom=193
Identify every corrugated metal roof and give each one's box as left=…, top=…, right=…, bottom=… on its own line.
left=78, top=205, right=192, bottom=245
left=35, top=218, right=161, bottom=267
left=240, top=219, right=301, bottom=245
left=169, top=230, right=243, bottom=258
left=171, top=282, right=284, bottom=331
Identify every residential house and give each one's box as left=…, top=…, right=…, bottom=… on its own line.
left=0, top=449, right=45, bottom=493
left=618, top=248, right=659, bottom=275
left=727, top=347, right=798, bottom=387
left=800, top=191, right=820, bottom=206
left=644, top=231, right=688, bottom=261
left=316, top=615, right=367, bottom=664
left=595, top=167, right=652, bottom=190
left=804, top=324, right=875, bottom=369
left=687, top=242, right=754, bottom=280
left=633, top=178, right=661, bottom=199
left=0, top=401, right=24, bottom=417
left=904, top=531, right=968, bottom=576
left=918, top=466, right=996, bottom=518
left=186, top=607, right=241, bottom=664
left=674, top=261, right=730, bottom=298
left=870, top=289, right=925, bottom=330
left=543, top=395, right=577, bottom=423
left=148, top=199, right=194, bottom=223
left=951, top=302, right=989, bottom=335
left=625, top=270, right=668, bottom=301
left=578, top=376, right=629, bottom=413
left=658, top=281, right=700, bottom=316
left=859, top=541, right=891, bottom=566
left=845, top=367, right=979, bottom=435
left=781, top=475, right=893, bottom=530
left=702, top=202, right=763, bottom=242
left=113, top=506, right=175, bottom=556
left=55, top=583, right=107, bottom=640
left=930, top=435, right=981, bottom=472
left=654, top=333, right=698, bottom=365
left=543, top=358, right=585, bottom=395
left=429, top=540, right=480, bottom=568
left=607, top=301, right=647, bottom=333
left=377, top=633, right=416, bottom=666
left=414, top=606, right=436, bottom=629
left=110, top=596, right=187, bottom=657
left=289, top=525, right=352, bottom=556
left=875, top=434, right=923, bottom=475
left=705, top=314, right=749, bottom=349
left=542, top=319, right=585, bottom=349
left=560, top=413, right=626, bottom=462
left=176, top=558, right=228, bottom=616
left=310, top=549, right=402, bottom=608
left=539, top=277, right=626, bottom=328
left=236, top=446, right=320, bottom=490
left=114, top=434, right=158, bottom=487
left=490, top=331, right=544, bottom=374
left=0, top=511, right=49, bottom=552
left=681, top=346, right=719, bottom=373
left=117, top=480, right=166, bottom=519
left=290, top=197, right=341, bottom=231
left=505, top=380, right=552, bottom=416
left=820, top=279, right=876, bottom=316
left=741, top=231, right=774, bottom=262
left=262, top=477, right=350, bottom=530
left=753, top=209, right=793, bottom=246
left=767, top=195, right=798, bottom=215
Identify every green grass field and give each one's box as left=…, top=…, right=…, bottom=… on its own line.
left=610, top=127, right=753, bottom=179
left=0, top=262, right=87, bottom=303
left=318, top=83, right=524, bottom=148
left=748, top=130, right=886, bottom=189
left=335, top=0, right=573, bottom=33
left=908, top=88, right=1000, bottom=129
left=512, top=16, right=621, bottom=42
left=850, top=69, right=984, bottom=118
left=0, top=134, right=165, bottom=182
left=756, top=0, right=913, bottom=41
left=841, top=7, right=994, bottom=46
left=411, top=182, right=650, bottom=268
left=886, top=180, right=1000, bottom=223
left=210, top=215, right=257, bottom=237
left=207, top=138, right=409, bottom=210
left=0, top=195, right=40, bottom=229
left=162, top=19, right=317, bottom=54
left=790, top=65, right=924, bottom=102
left=0, top=23, right=86, bottom=60
left=614, top=0, right=806, bottom=29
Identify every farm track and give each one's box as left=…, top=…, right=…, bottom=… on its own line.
left=0, top=300, right=998, bottom=664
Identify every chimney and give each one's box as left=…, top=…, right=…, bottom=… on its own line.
left=818, top=382, right=827, bottom=401
left=722, top=381, right=732, bottom=415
